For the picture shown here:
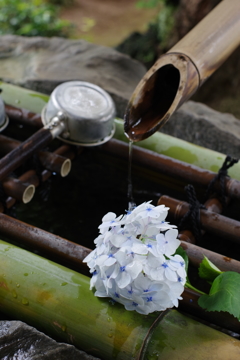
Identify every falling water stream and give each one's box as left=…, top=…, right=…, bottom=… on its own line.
left=127, top=140, right=136, bottom=211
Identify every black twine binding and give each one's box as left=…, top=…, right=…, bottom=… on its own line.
left=205, top=155, right=239, bottom=207
left=178, top=184, right=206, bottom=241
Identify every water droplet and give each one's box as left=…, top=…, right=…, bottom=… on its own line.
left=24, top=273, right=28, bottom=276
left=16, top=284, right=20, bottom=288
left=12, top=290, right=17, bottom=298
left=108, top=333, right=113, bottom=338
left=15, top=99, right=20, bottom=104
left=107, top=317, right=111, bottom=322
left=22, top=297, right=29, bottom=306
left=61, top=282, right=68, bottom=286
left=61, top=325, right=67, bottom=332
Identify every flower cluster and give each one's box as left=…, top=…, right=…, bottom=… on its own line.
left=83, top=201, right=187, bottom=315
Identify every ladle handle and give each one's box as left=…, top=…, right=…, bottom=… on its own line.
left=0, top=127, right=53, bottom=181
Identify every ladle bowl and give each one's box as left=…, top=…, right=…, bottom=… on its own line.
left=42, top=81, right=116, bottom=146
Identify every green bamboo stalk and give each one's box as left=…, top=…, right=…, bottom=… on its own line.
left=1, top=240, right=240, bottom=360
left=1, top=81, right=240, bottom=181
left=0, top=81, right=48, bottom=114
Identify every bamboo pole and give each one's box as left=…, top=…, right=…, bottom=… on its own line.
left=100, top=138, right=240, bottom=201
left=2, top=177, right=35, bottom=204
left=124, top=0, right=240, bottom=141
left=0, top=128, right=53, bottom=181
left=2, top=145, right=81, bottom=211
left=113, top=120, right=240, bottom=181
left=0, top=213, right=90, bottom=272
left=158, top=195, right=240, bottom=244
left=5, top=104, right=43, bottom=128
left=178, top=197, right=225, bottom=244
left=1, top=240, right=240, bottom=359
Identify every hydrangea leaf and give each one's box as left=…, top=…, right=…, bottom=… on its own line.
left=198, top=256, right=222, bottom=282
left=198, top=272, right=240, bottom=320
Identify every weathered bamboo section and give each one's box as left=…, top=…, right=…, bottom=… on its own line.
left=124, top=0, right=240, bottom=141
left=1, top=240, right=240, bottom=360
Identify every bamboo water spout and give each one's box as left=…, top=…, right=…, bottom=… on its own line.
left=124, top=0, right=240, bottom=141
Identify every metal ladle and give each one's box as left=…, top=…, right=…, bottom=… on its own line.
left=0, top=81, right=116, bottom=181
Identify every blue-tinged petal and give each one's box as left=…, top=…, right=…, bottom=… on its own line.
left=165, top=266, right=178, bottom=282
left=117, top=271, right=131, bottom=288
left=126, top=261, right=143, bottom=280
left=104, top=256, right=116, bottom=267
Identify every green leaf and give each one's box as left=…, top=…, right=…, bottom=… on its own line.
left=198, top=256, right=222, bottom=282
left=198, top=272, right=240, bottom=320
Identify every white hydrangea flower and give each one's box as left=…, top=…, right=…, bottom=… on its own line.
left=83, top=201, right=186, bottom=315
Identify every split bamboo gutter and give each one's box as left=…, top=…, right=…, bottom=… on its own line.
left=124, top=0, right=240, bottom=141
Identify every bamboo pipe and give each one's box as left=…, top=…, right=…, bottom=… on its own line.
left=1, top=240, right=240, bottom=359
left=124, top=0, right=240, bottom=141
left=1, top=207, right=240, bottom=276
left=5, top=104, right=43, bottom=128
left=100, top=138, right=240, bottom=200
left=2, top=178, right=35, bottom=204
left=3, top=145, right=81, bottom=211
left=158, top=195, right=240, bottom=244
left=179, top=197, right=225, bottom=244
left=0, top=134, right=71, bottom=177
left=0, top=128, right=55, bottom=181
left=180, top=240, right=240, bottom=274
left=0, top=213, right=90, bottom=272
